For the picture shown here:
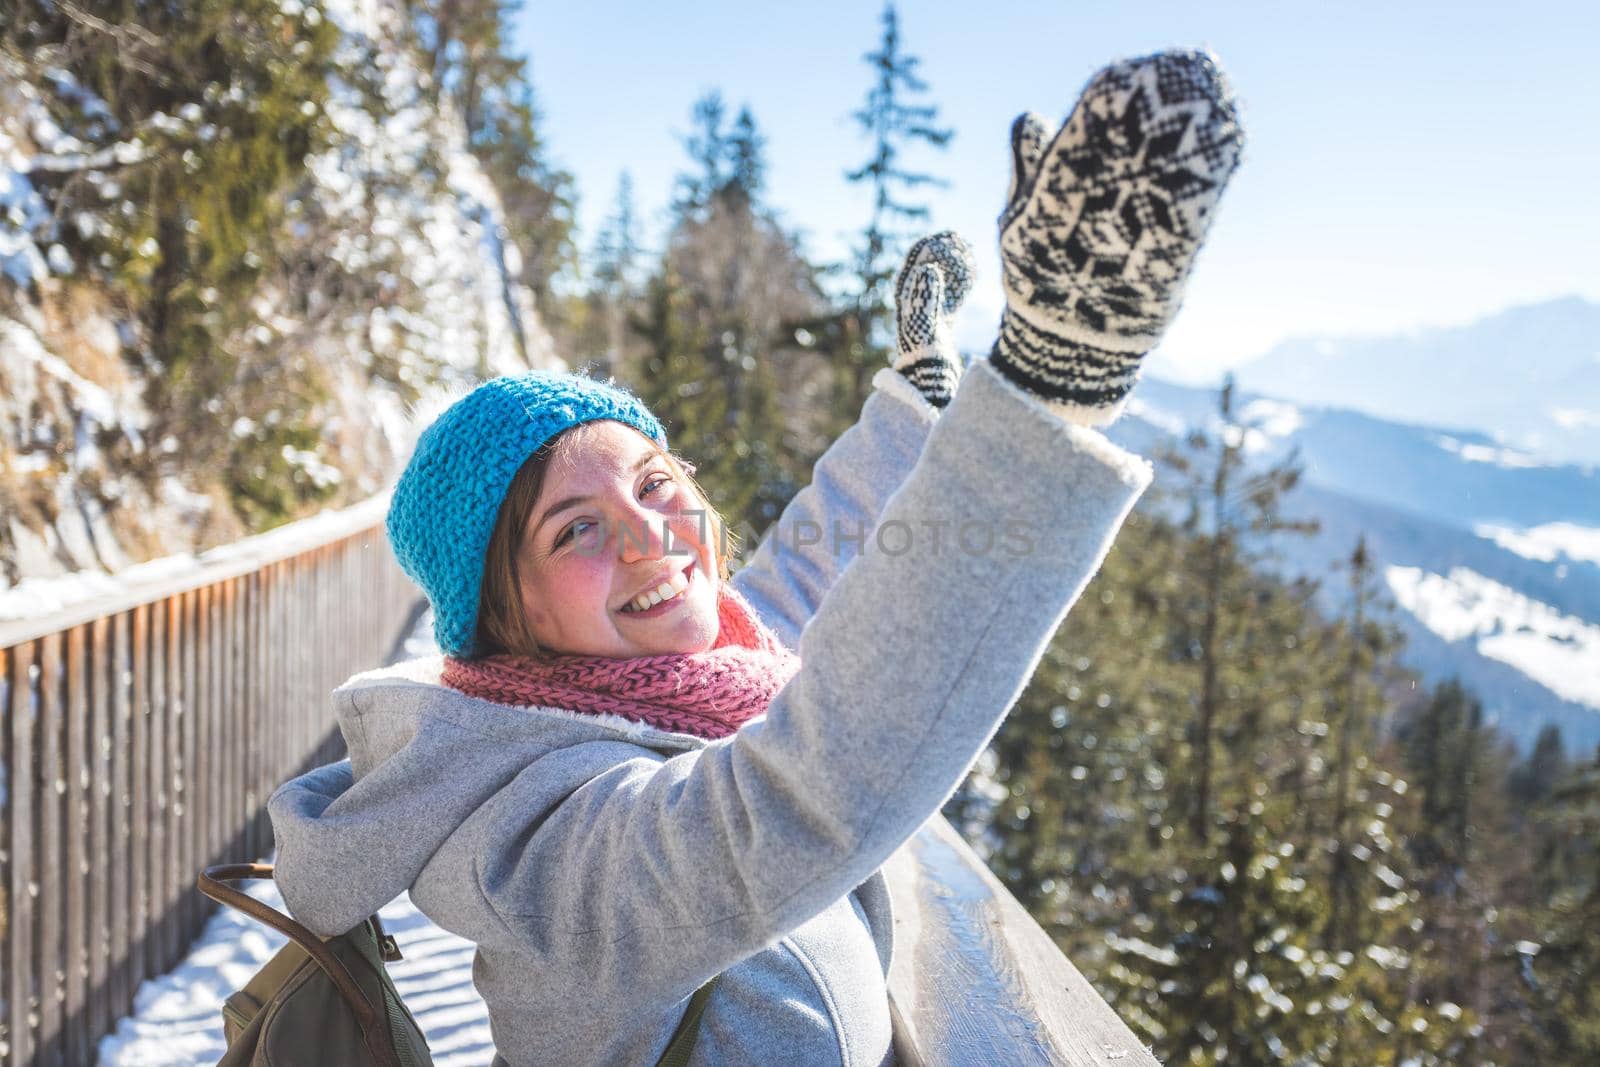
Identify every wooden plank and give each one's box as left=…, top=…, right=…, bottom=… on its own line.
left=313, top=547, right=325, bottom=763
left=336, top=542, right=348, bottom=759
left=87, top=616, right=111, bottom=1049
left=282, top=558, right=294, bottom=788
left=301, top=552, right=310, bottom=760
left=36, top=632, right=64, bottom=1067
left=292, top=555, right=304, bottom=774
left=212, top=585, right=225, bottom=870
left=257, top=565, right=270, bottom=855
left=236, top=572, right=248, bottom=856
left=127, top=604, right=149, bottom=999
left=199, top=585, right=217, bottom=876
left=284, top=558, right=295, bottom=817
left=145, top=599, right=166, bottom=975
left=108, top=612, right=131, bottom=1019
left=7, top=642, right=36, bottom=1067
left=162, top=596, right=181, bottom=963
left=272, top=561, right=281, bottom=835
left=179, top=590, right=198, bottom=943
left=294, top=554, right=306, bottom=768
left=248, top=567, right=259, bottom=852
left=249, top=566, right=263, bottom=859
left=313, top=548, right=323, bottom=754
left=219, top=582, right=234, bottom=863
left=236, top=573, right=253, bottom=861
left=240, top=566, right=260, bottom=857
left=217, top=579, right=230, bottom=866
left=62, top=626, right=88, bottom=1066
left=0, top=644, right=9, bottom=1065
left=171, top=592, right=188, bottom=943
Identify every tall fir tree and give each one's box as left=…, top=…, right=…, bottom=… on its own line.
left=626, top=95, right=833, bottom=542
left=673, top=91, right=730, bottom=218
left=1488, top=737, right=1600, bottom=1059
left=1526, top=755, right=1600, bottom=1058
left=561, top=170, right=644, bottom=380
left=404, top=0, right=577, bottom=312
left=836, top=2, right=951, bottom=427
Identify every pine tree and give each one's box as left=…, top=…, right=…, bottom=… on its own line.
left=404, top=0, right=577, bottom=310
left=725, top=106, right=766, bottom=211
left=838, top=2, right=951, bottom=424
left=624, top=97, right=833, bottom=539
left=557, top=170, right=646, bottom=380
left=1518, top=754, right=1600, bottom=1058
left=673, top=91, right=730, bottom=218
left=1164, top=378, right=1316, bottom=841
left=3, top=0, right=342, bottom=528
left=1510, top=724, right=1568, bottom=809
left=1326, top=537, right=1406, bottom=952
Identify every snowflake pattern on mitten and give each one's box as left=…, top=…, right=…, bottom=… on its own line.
left=892, top=230, right=976, bottom=409
left=991, top=49, right=1245, bottom=424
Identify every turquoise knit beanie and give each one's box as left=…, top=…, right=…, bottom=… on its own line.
left=386, top=370, right=667, bottom=657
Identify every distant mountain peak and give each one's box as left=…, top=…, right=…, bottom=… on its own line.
left=1234, top=296, right=1600, bottom=466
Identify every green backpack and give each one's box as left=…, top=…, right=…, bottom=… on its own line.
left=199, top=864, right=717, bottom=1067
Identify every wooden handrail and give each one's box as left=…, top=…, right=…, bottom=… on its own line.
left=0, top=494, right=392, bottom=649
left=883, top=816, right=1159, bottom=1066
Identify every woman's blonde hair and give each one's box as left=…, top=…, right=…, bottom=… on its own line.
left=473, top=424, right=737, bottom=659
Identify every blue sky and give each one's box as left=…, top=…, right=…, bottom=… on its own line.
left=515, top=1, right=1599, bottom=383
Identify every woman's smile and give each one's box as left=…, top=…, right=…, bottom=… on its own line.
left=618, top=558, right=698, bottom=618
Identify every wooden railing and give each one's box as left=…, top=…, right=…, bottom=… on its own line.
left=884, top=817, right=1160, bottom=1066
left=0, top=496, right=421, bottom=1067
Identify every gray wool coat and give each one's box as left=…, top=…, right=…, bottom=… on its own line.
left=268, top=358, right=1152, bottom=1066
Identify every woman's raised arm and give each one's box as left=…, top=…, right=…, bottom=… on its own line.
left=730, top=233, right=977, bottom=646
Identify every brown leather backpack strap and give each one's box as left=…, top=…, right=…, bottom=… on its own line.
left=198, top=864, right=402, bottom=1067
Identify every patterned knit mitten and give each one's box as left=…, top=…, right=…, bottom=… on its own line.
left=990, top=49, right=1245, bottom=425
left=892, top=230, right=976, bottom=409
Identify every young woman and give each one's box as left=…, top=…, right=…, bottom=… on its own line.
left=270, top=49, right=1245, bottom=1066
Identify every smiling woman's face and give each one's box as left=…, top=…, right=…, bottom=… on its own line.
left=512, top=421, right=721, bottom=658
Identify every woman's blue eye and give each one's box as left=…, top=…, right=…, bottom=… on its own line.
left=557, top=520, right=595, bottom=547
left=554, top=476, right=671, bottom=548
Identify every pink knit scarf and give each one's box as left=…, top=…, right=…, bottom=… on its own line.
left=440, top=584, right=799, bottom=739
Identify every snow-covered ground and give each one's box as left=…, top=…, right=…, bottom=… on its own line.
left=97, top=611, right=498, bottom=1067
left=1474, top=521, right=1600, bottom=568
left=1385, top=565, right=1600, bottom=710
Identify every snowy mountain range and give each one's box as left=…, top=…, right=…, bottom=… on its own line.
left=1233, top=295, right=1600, bottom=467
left=1116, top=340, right=1600, bottom=754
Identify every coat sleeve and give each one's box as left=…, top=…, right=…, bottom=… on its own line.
left=728, top=366, right=939, bottom=649
left=469, top=358, right=1154, bottom=1020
